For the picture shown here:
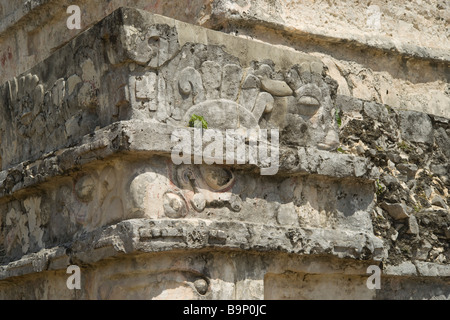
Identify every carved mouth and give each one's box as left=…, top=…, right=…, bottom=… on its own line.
left=297, top=95, right=320, bottom=116
left=298, top=95, right=320, bottom=107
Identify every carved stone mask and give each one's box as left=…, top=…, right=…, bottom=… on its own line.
left=264, top=64, right=339, bottom=150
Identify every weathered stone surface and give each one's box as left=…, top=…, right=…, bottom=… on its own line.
left=0, top=7, right=336, bottom=171
left=407, top=215, right=420, bottom=235
left=415, top=262, right=450, bottom=277
left=0, top=4, right=448, bottom=300
left=384, top=261, right=417, bottom=276
left=380, top=202, right=411, bottom=220
left=0, top=147, right=379, bottom=263
left=0, top=218, right=385, bottom=279
left=0, top=9, right=380, bottom=300
left=260, top=78, right=293, bottom=96
left=399, top=111, right=434, bottom=145
left=2, top=0, right=449, bottom=122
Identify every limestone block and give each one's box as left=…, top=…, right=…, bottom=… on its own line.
left=398, top=110, right=434, bottom=145
left=380, top=202, right=411, bottom=220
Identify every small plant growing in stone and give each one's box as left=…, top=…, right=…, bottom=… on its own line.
left=335, top=108, right=342, bottom=128
left=413, top=204, right=422, bottom=213
left=189, top=114, right=208, bottom=129
left=398, top=141, right=412, bottom=152
left=375, top=179, right=384, bottom=196
left=385, top=104, right=394, bottom=114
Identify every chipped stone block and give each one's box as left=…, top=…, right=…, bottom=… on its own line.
left=431, top=195, right=448, bottom=209
left=414, top=239, right=432, bottom=260
left=363, top=101, right=389, bottom=122
left=260, top=78, right=293, bottom=96
left=380, top=202, right=411, bottom=220
left=398, top=110, right=434, bottom=145
left=384, top=262, right=418, bottom=276
left=407, top=215, right=420, bottom=235
left=415, top=262, right=450, bottom=277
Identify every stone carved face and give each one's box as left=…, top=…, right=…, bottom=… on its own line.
left=264, top=64, right=339, bottom=150
left=164, top=49, right=338, bottom=150
left=129, top=162, right=242, bottom=219
left=172, top=165, right=240, bottom=213
left=121, top=24, right=179, bottom=68
left=124, top=33, right=339, bottom=151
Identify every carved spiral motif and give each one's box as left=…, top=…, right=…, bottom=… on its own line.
left=163, top=192, right=188, bottom=218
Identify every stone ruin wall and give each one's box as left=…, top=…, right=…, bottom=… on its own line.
left=0, top=0, right=448, bottom=299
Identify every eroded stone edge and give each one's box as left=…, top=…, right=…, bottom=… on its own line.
left=0, top=218, right=387, bottom=280
left=0, top=120, right=377, bottom=200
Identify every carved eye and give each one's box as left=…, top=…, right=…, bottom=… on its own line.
left=163, top=192, right=188, bottom=218
left=199, top=167, right=234, bottom=191
left=297, top=95, right=320, bottom=116
left=148, top=36, right=160, bottom=46
left=175, top=166, right=195, bottom=190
